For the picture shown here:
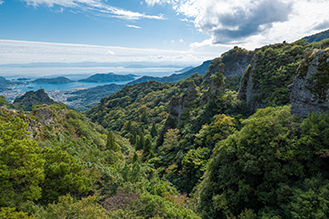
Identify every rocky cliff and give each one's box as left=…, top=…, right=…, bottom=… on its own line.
left=289, top=49, right=329, bottom=118
left=220, top=46, right=254, bottom=78
left=238, top=43, right=305, bottom=113
left=167, top=80, right=198, bottom=126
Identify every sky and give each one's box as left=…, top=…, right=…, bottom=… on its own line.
left=0, top=0, right=329, bottom=68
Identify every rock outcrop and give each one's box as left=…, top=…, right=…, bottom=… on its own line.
left=167, top=80, right=198, bottom=126
left=237, top=60, right=264, bottom=113
left=289, top=49, right=329, bottom=118
left=32, top=107, right=55, bottom=126
left=237, top=43, right=305, bottom=113
left=221, top=46, right=254, bottom=78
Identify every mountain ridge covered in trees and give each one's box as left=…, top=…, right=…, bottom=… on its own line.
left=1, top=31, right=329, bottom=218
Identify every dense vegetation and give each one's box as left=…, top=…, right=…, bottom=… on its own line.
left=303, top=28, right=329, bottom=43
left=2, top=35, right=329, bottom=218
left=66, top=83, right=125, bottom=111
left=239, top=38, right=329, bottom=112
left=0, top=102, right=200, bottom=218
left=13, top=89, right=56, bottom=111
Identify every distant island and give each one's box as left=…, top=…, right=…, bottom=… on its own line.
left=32, top=77, right=74, bottom=84
left=17, top=78, right=31, bottom=81
left=78, top=73, right=137, bottom=83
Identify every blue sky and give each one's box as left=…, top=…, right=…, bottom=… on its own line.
left=0, top=0, right=328, bottom=66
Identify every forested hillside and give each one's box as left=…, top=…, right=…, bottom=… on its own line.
left=1, top=36, right=329, bottom=218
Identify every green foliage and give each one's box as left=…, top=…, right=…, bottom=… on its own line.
left=106, top=131, right=120, bottom=152
left=279, top=176, right=329, bottom=219
left=40, top=147, right=92, bottom=204
left=303, top=29, right=329, bottom=43
left=0, top=118, right=45, bottom=206
left=252, top=43, right=304, bottom=107
left=0, top=207, right=33, bottom=219
left=0, top=95, right=8, bottom=106
left=13, top=89, right=56, bottom=111
left=128, top=192, right=201, bottom=219
left=35, top=194, right=108, bottom=219
left=196, top=106, right=329, bottom=218
left=150, top=122, right=157, bottom=138
left=225, top=76, right=242, bottom=91
left=304, top=50, right=329, bottom=103
left=197, top=106, right=302, bottom=218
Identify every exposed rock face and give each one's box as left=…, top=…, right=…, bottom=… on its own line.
left=289, top=50, right=329, bottom=118
left=167, top=80, right=198, bottom=127
left=32, top=107, right=55, bottom=126
left=205, top=47, right=253, bottom=80
left=237, top=57, right=264, bottom=113
left=223, top=54, right=253, bottom=78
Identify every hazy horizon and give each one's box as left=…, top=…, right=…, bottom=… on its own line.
left=1, top=0, right=328, bottom=78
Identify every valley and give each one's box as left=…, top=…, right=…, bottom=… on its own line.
left=1, top=30, right=329, bottom=218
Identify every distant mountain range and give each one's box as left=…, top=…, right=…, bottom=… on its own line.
left=302, top=28, right=329, bottom=43
left=128, top=60, right=212, bottom=85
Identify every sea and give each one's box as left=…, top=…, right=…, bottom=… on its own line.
left=1, top=66, right=182, bottom=92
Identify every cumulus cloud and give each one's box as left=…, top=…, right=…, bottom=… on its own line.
left=146, top=0, right=329, bottom=49
left=313, top=20, right=329, bottom=31
left=21, top=0, right=164, bottom=20
left=126, top=24, right=142, bottom=29
left=194, top=0, right=292, bottom=43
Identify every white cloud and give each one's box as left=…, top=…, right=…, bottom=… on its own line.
left=21, top=0, right=165, bottom=20
left=171, top=40, right=175, bottom=43
left=0, top=0, right=4, bottom=5
left=126, top=24, right=142, bottom=29
left=0, top=39, right=219, bottom=66
left=147, top=0, right=329, bottom=50
left=107, top=50, right=115, bottom=55
left=145, top=0, right=171, bottom=6
left=179, top=39, right=185, bottom=44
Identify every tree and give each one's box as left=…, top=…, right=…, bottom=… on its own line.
left=197, top=106, right=302, bottom=218
left=37, top=195, right=108, bottom=219
left=143, top=138, right=153, bottom=160
left=106, top=131, right=120, bottom=152
left=136, top=133, right=145, bottom=151
left=141, top=110, right=148, bottom=123
left=0, top=95, right=8, bottom=106
left=132, top=152, right=140, bottom=163
left=0, top=118, right=45, bottom=207
left=40, top=147, right=92, bottom=204
left=150, top=122, right=157, bottom=138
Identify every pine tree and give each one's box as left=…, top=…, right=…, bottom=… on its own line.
left=136, top=133, right=144, bottom=151
left=106, top=131, right=120, bottom=152
left=141, top=110, right=148, bottom=123
left=132, top=152, right=140, bottom=163
left=143, top=138, right=152, bottom=158
left=125, top=120, right=132, bottom=132
left=150, top=122, right=157, bottom=138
